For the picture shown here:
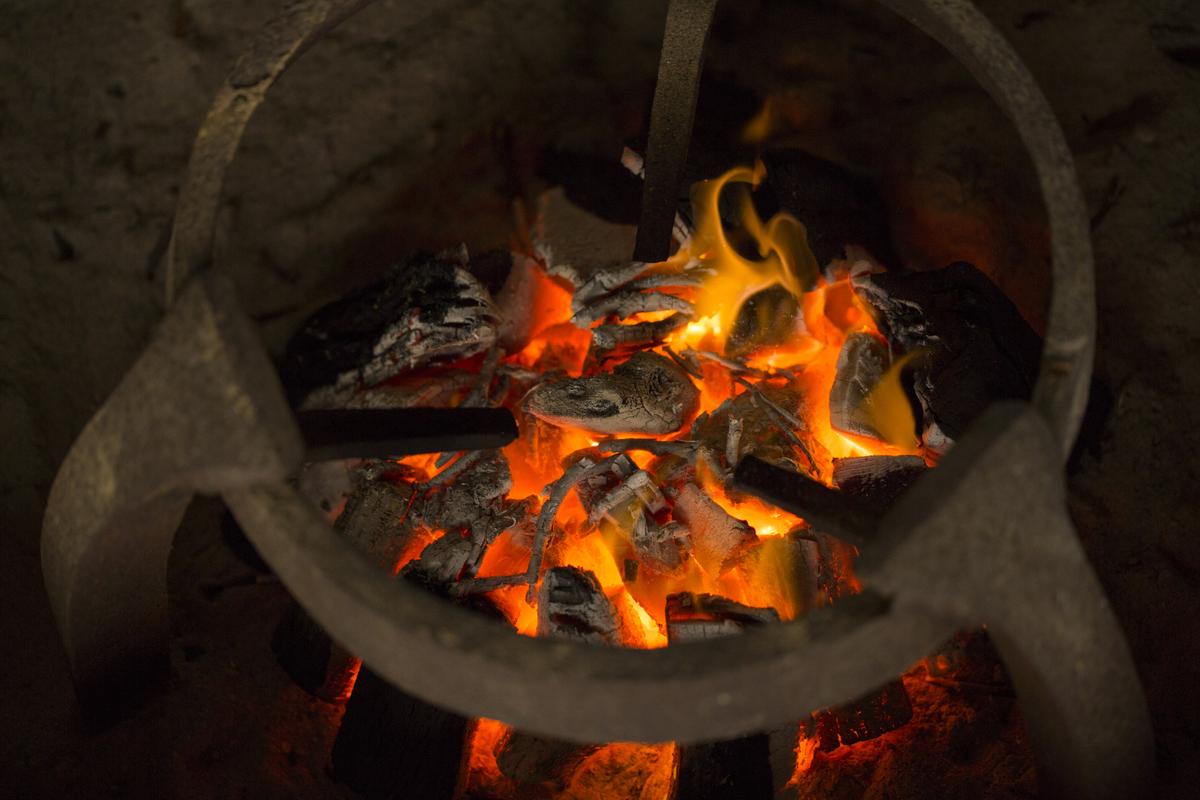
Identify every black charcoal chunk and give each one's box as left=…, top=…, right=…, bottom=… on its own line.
left=856, top=261, right=1042, bottom=443
left=829, top=332, right=888, bottom=440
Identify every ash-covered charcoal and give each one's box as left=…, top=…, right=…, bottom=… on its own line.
left=400, top=531, right=474, bottom=587
left=586, top=470, right=667, bottom=528
left=537, top=566, right=620, bottom=645
left=832, top=455, right=927, bottom=513
left=416, top=450, right=511, bottom=531
left=589, top=312, right=690, bottom=356
left=283, top=251, right=498, bottom=398
left=829, top=332, right=889, bottom=440
left=695, top=383, right=825, bottom=476
left=807, top=679, right=914, bottom=751
left=571, top=288, right=693, bottom=327
left=524, top=351, right=698, bottom=435
left=532, top=186, right=640, bottom=291
left=631, top=517, right=692, bottom=577
left=301, top=367, right=483, bottom=411
left=665, top=592, right=780, bottom=642
left=754, top=148, right=895, bottom=269
left=669, top=484, right=757, bottom=575
left=725, top=284, right=802, bottom=358
left=573, top=453, right=638, bottom=512
left=855, top=261, right=1042, bottom=445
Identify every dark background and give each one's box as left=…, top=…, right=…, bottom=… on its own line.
left=2, top=0, right=1197, bottom=796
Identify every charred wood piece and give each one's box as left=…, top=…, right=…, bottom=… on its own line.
left=272, top=476, right=419, bottom=701
left=829, top=332, right=889, bottom=440
left=669, top=483, right=757, bottom=574
left=667, top=592, right=777, bottom=800
left=589, top=312, right=690, bottom=355
left=574, top=453, right=638, bottom=514
left=538, top=566, right=620, bottom=645
left=572, top=288, right=693, bottom=327
left=733, top=456, right=875, bottom=545
left=586, top=470, right=667, bottom=528
left=807, top=679, right=913, bottom=751
left=632, top=517, right=692, bottom=576
left=295, top=407, right=517, bottom=462
left=725, top=285, right=802, bottom=358
left=665, top=592, right=780, bottom=642
left=417, top=449, right=511, bottom=530
left=283, top=252, right=498, bottom=398
left=855, top=262, right=1042, bottom=444
left=524, top=351, right=698, bottom=435
left=831, top=455, right=927, bottom=513
left=301, top=369, right=477, bottom=411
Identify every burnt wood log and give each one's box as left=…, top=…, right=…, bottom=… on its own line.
left=667, top=592, right=776, bottom=800
left=272, top=474, right=419, bottom=700
left=282, top=250, right=499, bottom=401
left=829, top=331, right=889, bottom=441
left=855, top=261, right=1042, bottom=446
left=669, top=483, right=757, bottom=575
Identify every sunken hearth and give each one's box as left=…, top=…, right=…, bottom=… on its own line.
left=264, top=146, right=1044, bottom=800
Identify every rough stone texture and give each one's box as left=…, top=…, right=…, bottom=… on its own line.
left=2, top=0, right=1198, bottom=798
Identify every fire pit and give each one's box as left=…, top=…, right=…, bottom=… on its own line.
left=40, top=1, right=1153, bottom=799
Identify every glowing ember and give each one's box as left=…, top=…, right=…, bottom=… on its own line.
left=367, top=162, right=929, bottom=797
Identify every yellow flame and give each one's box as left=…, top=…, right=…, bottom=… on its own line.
left=688, top=165, right=820, bottom=333
left=865, top=350, right=922, bottom=449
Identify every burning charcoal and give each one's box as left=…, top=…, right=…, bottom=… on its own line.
left=533, top=186, right=640, bottom=289
left=832, top=455, right=927, bottom=513
left=725, top=284, right=802, bottom=358
left=790, top=527, right=860, bottom=607
left=524, top=351, right=698, bottom=436
left=829, top=332, right=889, bottom=440
left=696, top=382, right=825, bottom=476
left=574, top=453, right=637, bottom=512
left=417, top=450, right=511, bottom=531
left=668, top=593, right=777, bottom=800
left=301, top=369, right=477, bottom=411
left=807, top=679, right=914, bottom=751
left=589, top=312, right=690, bottom=356
left=855, top=261, right=1042, bottom=444
left=733, top=456, right=875, bottom=544
left=537, top=566, right=620, bottom=645
left=283, top=251, right=499, bottom=398
left=924, top=628, right=1014, bottom=693
left=400, top=531, right=474, bottom=587
left=571, top=288, right=693, bottom=327
left=586, top=470, right=667, bottom=528
left=669, top=483, right=757, bottom=575
left=727, top=535, right=819, bottom=619
left=631, top=517, right=692, bottom=577
left=272, top=473, right=422, bottom=701
left=755, top=147, right=895, bottom=269
left=665, top=592, right=780, bottom=642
